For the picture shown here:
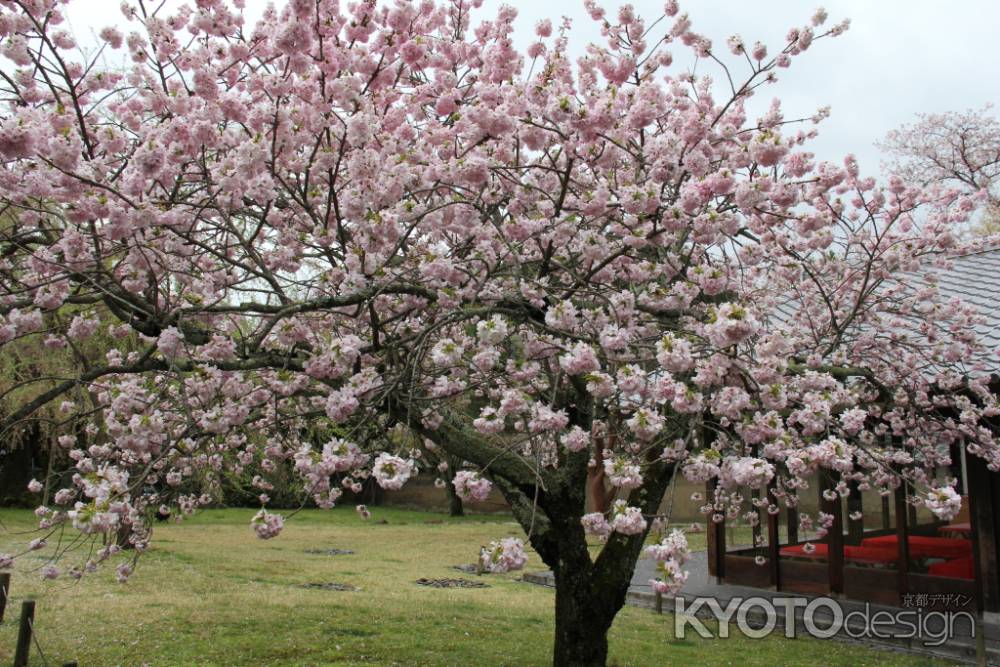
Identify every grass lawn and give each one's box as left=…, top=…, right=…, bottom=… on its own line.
left=0, top=507, right=944, bottom=666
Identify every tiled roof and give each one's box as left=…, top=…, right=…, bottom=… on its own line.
left=932, top=248, right=1000, bottom=375
left=767, top=247, right=1000, bottom=379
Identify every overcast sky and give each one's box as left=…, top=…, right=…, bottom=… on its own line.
left=61, top=0, right=999, bottom=176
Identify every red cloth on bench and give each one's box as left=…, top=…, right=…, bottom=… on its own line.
left=938, top=522, right=971, bottom=536
left=779, top=543, right=898, bottom=565
left=860, top=535, right=972, bottom=559
left=928, top=556, right=974, bottom=580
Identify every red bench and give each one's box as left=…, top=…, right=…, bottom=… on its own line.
left=928, top=556, right=974, bottom=580
left=860, top=535, right=972, bottom=559
left=938, top=522, right=971, bottom=537
left=779, top=543, right=898, bottom=565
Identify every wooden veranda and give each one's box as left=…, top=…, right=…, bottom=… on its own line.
left=707, top=449, right=1000, bottom=616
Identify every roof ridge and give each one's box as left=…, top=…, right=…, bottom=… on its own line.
left=953, top=245, right=1000, bottom=259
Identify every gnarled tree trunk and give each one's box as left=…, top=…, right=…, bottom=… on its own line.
left=402, top=406, right=678, bottom=667
left=494, top=458, right=677, bottom=667
left=444, top=467, right=465, bottom=516
left=550, top=541, right=619, bottom=667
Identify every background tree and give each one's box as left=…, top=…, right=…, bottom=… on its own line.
left=879, top=105, right=1000, bottom=234
left=425, top=444, right=471, bottom=518
left=385, top=423, right=470, bottom=516
left=0, top=2, right=995, bottom=666
left=0, top=295, right=133, bottom=506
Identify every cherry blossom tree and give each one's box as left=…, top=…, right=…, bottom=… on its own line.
left=0, top=299, right=128, bottom=505
left=879, top=105, right=1000, bottom=233
left=0, top=1, right=997, bottom=665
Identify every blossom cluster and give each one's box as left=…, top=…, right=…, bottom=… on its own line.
left=372, top=454, right=416, bottom=491
left=0, top=0, right=990, bottom=598
left=479, top=538, right=528, bottom=573
left=452, top=470, right=493, bottom=502
left=251, top=510, right=284, bottom=540
left=645, top=529, right=691, bottom=596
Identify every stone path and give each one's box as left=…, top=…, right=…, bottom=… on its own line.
left=523, top=550, right=714, bottom=597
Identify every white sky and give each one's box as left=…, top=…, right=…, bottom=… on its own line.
left=61, top=0, right=999, bottom=176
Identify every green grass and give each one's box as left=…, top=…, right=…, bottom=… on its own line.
left=0, top=507, right=944, bottom=666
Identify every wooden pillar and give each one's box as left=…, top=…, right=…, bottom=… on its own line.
left=749, top=445, right=764, bottom=550
left=750, top=488, right=763, bottom=549
left=13, top=600, right=34, bottom=667
left=967, top=455, right=1000, bottom=612
left=894, top=483, right=911, bottom=599
left=706, top=479, right=726, bottom=581
left=0, top=572, right=9, bottom=623
left=821, top=470, right=844, bottom=594
left=881, top=495, right=891, bottom=531
left=950, top=442, right=966, bottom=495
left=767, top=478, right=781, bottom=588
left=786, top=491, right=799, bottom=544
left=847, top=479, right=864, bottom=544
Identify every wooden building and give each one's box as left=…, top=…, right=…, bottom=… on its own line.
left=708, top=249, right=1000, bottom=617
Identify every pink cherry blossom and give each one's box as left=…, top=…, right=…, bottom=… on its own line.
left=609, top=500, right=648, bottom=536
left=581, top=512, right=612, bottom=538
left=924, top=487, right=963, bottom=521
left=480, top=537, right=528, bottom=573
left=250, top=509, right=284, bottom=540
left=0, top=1, right=987, bottom=661
left=372, top=454, right=415, bottom=491
left=452, top=470, right=493, bottom=502
left=604, top=455, right=643, bottom=489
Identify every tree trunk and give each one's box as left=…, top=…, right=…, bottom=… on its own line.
left=441, top=458, right=465, bottom=516
left=587, top=439, right=615, bottom=514
left=114, top=520, right=135, bottom=550
left=445, top=477, right=464, bottom=516
left=552, top=566, right=613, bottom=667
left=408, top=409, right=678, bottom=667
left=0, top=423, right=48, bottom=508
